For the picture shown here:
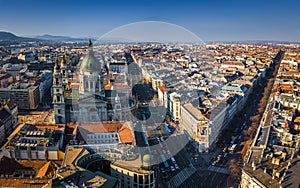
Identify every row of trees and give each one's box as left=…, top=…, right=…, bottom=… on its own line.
left=244, top=77, right=276, bottom=139
left=230, top=51, right=283, bottom=179
left=243, top=51, right=282, bottom=140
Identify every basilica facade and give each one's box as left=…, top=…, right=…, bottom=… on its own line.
left=52, top=40, right=136, bottom=124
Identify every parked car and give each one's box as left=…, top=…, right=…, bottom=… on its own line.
left=171, top=157, right=176, bottom=163
left=170, top=166, right=175, bottom=171
left=224, top=152, right=228, bottom=158
left=167, top=150, right=171, bottom=155
left=222, top=147, right=227, bottom=152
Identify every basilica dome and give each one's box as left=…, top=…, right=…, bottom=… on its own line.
left=80, top=39, right=101, bottom=73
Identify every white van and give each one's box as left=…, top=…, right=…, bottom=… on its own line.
left=171, top=157, right=176, bottom=163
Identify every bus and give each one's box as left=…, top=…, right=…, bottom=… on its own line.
left=164, top=125, right=172, bottom=135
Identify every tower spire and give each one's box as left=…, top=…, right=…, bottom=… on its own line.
left=61, top=54, right=67, bottom=67
left=88, top=39, right=92, bottom=48
left=54, top=52, right=60, bottom=72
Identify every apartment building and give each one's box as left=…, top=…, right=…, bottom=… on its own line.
left=0, top=85, right=40, bottom=110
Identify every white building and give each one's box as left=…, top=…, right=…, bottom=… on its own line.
left=181, top=103, right=210, bottom=151
left=78, top=122, right=135, bottom=146
left=168, top=92, right=181, bottom=122
left=180, top=96, right=239, bottom=152
left=110, top=155, right=155, bottom=188
left=157, top=86, right=168, bottom=108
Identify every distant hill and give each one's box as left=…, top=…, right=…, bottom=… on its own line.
left=0, top=31, right=28, bottom=41
left=34, top=34, right=89, bottom=41
left=0, top=31, right=90, bottom=42
left=0, top=31, right=45, bottom=43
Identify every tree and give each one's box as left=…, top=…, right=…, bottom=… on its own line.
left=251, top=115, right=261, bottom=124
left=247, top=126, right=256, bottom=139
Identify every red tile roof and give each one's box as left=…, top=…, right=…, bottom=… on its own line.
left=118, top=125, right=134, bottom=144
left=79, top=122, right=134, bottom=145
left=70, top=83, right=80, bottom=89
left=159, top=86, right=167, bottom=92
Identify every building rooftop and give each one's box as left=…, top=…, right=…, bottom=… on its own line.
left=182, top=103, right=207, bottom=121
left=79, top=122, right=134, bottom=145
left=243, top=165, right=281, bottom=188
left=62, top=146, right=89, bottom=171
left=52, top=170, right=117, bottom=188
left=0, top=155, right=56, bottom=178
left=112, top=155, right=153, bottom=174
left=0, top=178, right=48, bottom=188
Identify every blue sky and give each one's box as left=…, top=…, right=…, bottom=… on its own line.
left=0, top=0, right=300, bottom=42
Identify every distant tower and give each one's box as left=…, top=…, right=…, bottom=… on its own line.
left=79, top=39, right=103, bottom=95
left=53, top=54, right=66, bottom=124
left=60, top=55, right=69, bottom=90
left=113, top=93, right=122, bottom=121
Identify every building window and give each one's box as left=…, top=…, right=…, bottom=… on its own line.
left=150, top=173, right=153, bottom=183
left=145, top=174, right=149, bottom=184
left=139, top=175, right=143, bottom=184
left=134, top=174, right=137, bottom=183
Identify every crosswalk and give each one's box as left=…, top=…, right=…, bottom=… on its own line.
left=168, top=165, right=197, bottom=188
left=207, top=165, right=231, bottom=175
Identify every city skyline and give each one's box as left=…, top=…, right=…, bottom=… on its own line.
left=1, top=0, right=300, bottom=42
left=1, top=1, right=300, bottom=187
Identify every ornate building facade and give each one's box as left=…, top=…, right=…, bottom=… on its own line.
left=52, top=40, right=136, bottom=124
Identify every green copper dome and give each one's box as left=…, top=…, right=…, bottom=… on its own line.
left=80, top=40, right=101, bottom=73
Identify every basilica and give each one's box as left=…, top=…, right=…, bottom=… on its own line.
left=52, top=40, right=136, bottom=124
